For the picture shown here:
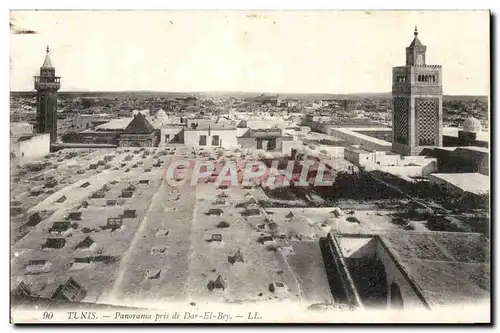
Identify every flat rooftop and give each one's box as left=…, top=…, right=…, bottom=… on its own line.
left=95, top=118, right=132, bottom=130
left=380, top=231, right=490, bottom=307
left=330, top=128, right=392, bottom=147
left=335, top=231, right=490, bottom=308
left=443, top=127, right=489, bottom=143
left=429, top=173, right=489, bottom=195
left=340, top=127, right=391, bottom=132
left=456, top=146, right=489, bottom=154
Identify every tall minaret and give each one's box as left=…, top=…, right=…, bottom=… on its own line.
left=35, top=46, right=61, bottom=144
left=391, top=27, right=443, bottom=156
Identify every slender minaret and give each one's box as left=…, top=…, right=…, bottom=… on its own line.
left=392, top=27, right=443, bottom=156
left=35, top=46, right=61, bottom=144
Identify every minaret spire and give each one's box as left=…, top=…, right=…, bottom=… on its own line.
left=42, top=45, right=54, bottom=68
left=414, top=26, right=418, bottom=37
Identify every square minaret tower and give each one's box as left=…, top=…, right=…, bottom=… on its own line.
left=35, top=46, right=61, bottom=144
left=392, top=27, right=443, bottom=156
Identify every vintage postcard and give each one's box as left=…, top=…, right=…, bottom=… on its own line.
left=9, top=10, right=491, bottom=324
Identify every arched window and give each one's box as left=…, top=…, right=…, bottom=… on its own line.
left=390, top=283, right=404, bottom=309
left=417, top=75, right=421, bottom=82
left=432, top=75, right=436, bottom=83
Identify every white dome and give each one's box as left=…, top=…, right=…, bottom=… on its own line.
left=156, top=109, right=167, bottom=117
left=463, top=117, right=482, bottom=133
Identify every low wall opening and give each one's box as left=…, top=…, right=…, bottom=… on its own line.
left=337, top=236, right=388, bottom=308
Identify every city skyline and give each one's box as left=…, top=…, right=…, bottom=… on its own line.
left=10, top=10, right=489, bottom=95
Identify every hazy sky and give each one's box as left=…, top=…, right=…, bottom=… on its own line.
left=10, top=10, right=489, bottom=95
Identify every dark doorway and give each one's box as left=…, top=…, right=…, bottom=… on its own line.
left=390, top=283, right=404, bottom=309
left=345, top=257, right=388, bottom=308
left=267, top=139, right=276, bottom=151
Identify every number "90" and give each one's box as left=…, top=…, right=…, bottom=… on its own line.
left=42, top=312, right=53, bottom=320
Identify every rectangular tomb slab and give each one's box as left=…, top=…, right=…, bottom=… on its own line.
left=211, top=234, right=223, bottom=242
left=206, top=208, right=224, bottom=216
left=25, top=260, right=51, bottom=275
left=146, top=270, right=162, bottom=279
left=52, top=278, right=87, bottom=302
left=75, top=236, right=95, bottom=249
left=107, top=217, right=123, bottom=229
left=106, top=200, right=117, bottom=206
left=122, top=209, right=137, bottom=218
left=42, top=238, right=66, bottom=249
left=67, top=212, right=82, bottom=220
left=150, top=247, right=167, bottom=255
left=121, top=190, right=134, bottom=198
left=26, top=212, right=43, bottom=227
left=49, top=221, right=72, bottom=233
left=92, top=191, right=106, bottom=199
left=155, top=229, right=169, bottom=237
left=11, top=206, right=23, bottom=216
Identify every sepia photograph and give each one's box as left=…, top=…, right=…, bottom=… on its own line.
left=8, top=9, right=491, bottom=324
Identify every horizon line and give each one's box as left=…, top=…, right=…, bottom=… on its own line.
left=9, top=90, right=488, bottom=97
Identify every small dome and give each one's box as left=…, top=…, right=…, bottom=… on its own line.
left=463, top=117, right=482, bottom=133
left=156, top=109, right=167, bottom=117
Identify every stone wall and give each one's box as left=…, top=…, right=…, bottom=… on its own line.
left=11, top=134, right=50, bottom=162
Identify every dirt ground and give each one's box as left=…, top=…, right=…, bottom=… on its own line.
left=11, top=145, right=417, bottom=309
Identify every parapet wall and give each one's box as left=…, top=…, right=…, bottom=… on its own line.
left=325, top=233, right=364, bottom=309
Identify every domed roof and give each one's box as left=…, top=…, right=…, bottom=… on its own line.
left=463, top=117, right=482, bottom=133
left=156, top=109, right=167, bottom=117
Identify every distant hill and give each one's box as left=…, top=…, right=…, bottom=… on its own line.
left=10, top=91, right=198, bottom=99
left=442, top=95, right=489, bottom=103
left=10, top=90, right=488, bottom=103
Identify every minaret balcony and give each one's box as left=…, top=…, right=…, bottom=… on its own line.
left=34, top=76, right=61, bottom=83
left=35, top=82, right=61, bottom=91
left=34, top=76, right=61, bottom=90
